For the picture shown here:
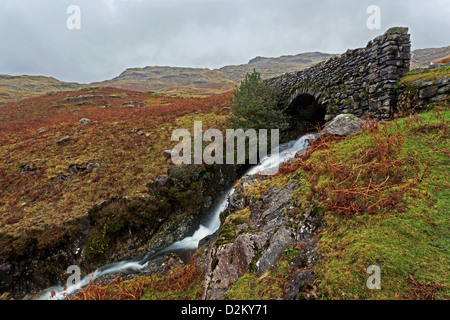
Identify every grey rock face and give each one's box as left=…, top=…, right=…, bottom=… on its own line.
left=203, top=178, right=324, bottom=300
left=255, top=226, right=294, bottom=275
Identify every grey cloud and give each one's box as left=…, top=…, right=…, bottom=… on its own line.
left=0, top=0, right=448, bottom=83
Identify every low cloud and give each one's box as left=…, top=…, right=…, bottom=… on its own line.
left=0, top=0, right=448, bottom=83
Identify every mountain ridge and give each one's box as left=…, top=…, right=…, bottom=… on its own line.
left=0, top=46, right=449, bottom=105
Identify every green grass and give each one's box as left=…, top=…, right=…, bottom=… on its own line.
left=304, top=109, right=450, bottom=299
left=399, top=65, right=450, bottom=86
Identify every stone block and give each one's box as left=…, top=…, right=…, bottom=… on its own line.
left=438, top=86, right=449, bottom=94
left=420, top=81, right=434, bottom=88
left=419, top=86, right=438, bottom=99
left=382, top=45, right=399, bottom=53
left=430, top=94, right=448, bottom=102
left=437, top=77, right=449, bottom=87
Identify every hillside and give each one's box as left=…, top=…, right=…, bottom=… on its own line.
left=411, top=46, right=450, bottom=69
left=0, top=47, right=448, bottom=106
left=220, top=52, right=334, bottom=82
left=91, top=66, right=238, bottom=97
left=90, top=52, right=334, bottom=97
left=0, top=52, right=332, bottom=105
left=0, top=87, right=239, bottom=298
left=0, top=75, right=82, bottom=105
left=67, top=96, right=449, bottom=302
left=63, top=66, right=449, bottom=301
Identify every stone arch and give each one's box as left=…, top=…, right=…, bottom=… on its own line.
left=284, top=90, right=327, bottom=134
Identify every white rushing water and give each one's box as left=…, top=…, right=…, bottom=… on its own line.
left=37, top=132, right=317, bottom=300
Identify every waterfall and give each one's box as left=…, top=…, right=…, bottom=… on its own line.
left=37, top=132, right=317, bottom=300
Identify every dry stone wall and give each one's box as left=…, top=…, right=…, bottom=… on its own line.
left=396, top=64, right=450, bottom=114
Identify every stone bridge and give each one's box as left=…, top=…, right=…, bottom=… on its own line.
left=267, top=27, right=411, bottom=131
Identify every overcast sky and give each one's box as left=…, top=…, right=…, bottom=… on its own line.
left=0, top=0, right=449, bottom=83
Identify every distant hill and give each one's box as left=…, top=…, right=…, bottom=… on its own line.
left=91, top=52, right=334, bottom=97
left=219, top=52, right=333, bottom=82
left=91, top=66, right=238, bottom=97
left=0, top=74, right=82, bottom=105
left=0, top=47, right=449, bottom=105
left=411, top=46, right=450, bottom=69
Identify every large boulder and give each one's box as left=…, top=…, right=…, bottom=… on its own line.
left=322, top=114, right=363, bottom=136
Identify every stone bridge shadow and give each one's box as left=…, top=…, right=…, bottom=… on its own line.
left=284, top=92, right=326, bottom=133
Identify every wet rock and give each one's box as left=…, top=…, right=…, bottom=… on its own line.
left=204, top=231, right=270, bottom=300
left=322, top=114, right=362, bottom=136
left=203, top=181, right=301, bottom=299
left=203, top=196, right=212, bottom=208
left=255, top=226, right=294, bottom=275
left=250, top=181, right=300, bottom=228
left=198, top=230, right=218, bottom=248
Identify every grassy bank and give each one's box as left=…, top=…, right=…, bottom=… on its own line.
left=69, top=106, right=449, bottom=300
left=308, top=109, right=449, bottom=299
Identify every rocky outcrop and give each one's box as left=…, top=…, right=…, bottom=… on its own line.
left=0, top=214, right=91, bottom=299
left=0, top=163, right=246, bottom=299
left=202, top=175, right=323, bottom=300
